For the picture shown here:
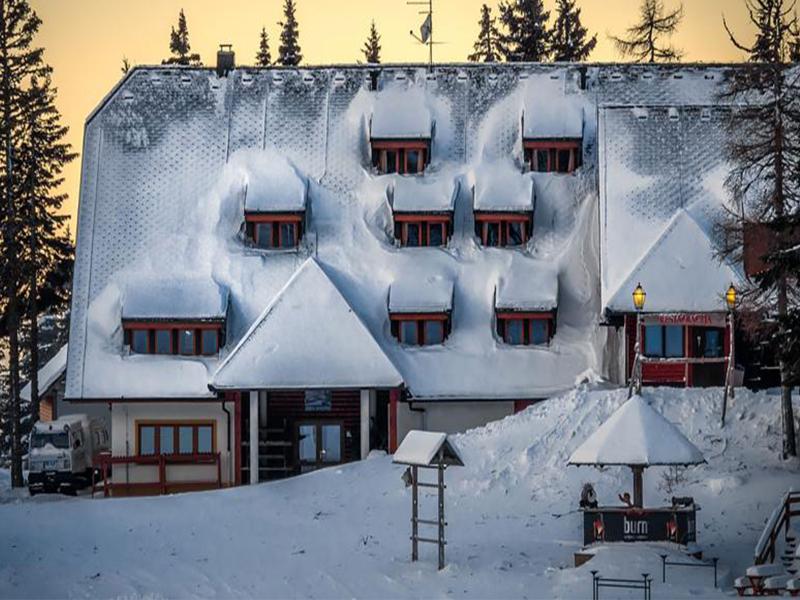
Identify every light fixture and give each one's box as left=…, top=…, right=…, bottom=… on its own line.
left=726, top=284, right=737, bottom=311
left=632, top=283, right=646, bottom=311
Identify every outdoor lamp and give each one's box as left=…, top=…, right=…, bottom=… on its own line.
left=632, top=283, right=646, bottom=311
left=726, top=284, right=737, bottom=311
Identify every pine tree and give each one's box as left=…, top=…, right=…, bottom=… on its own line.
left=718, top=0, right=799, bottom=457
left=256, top=27, right=272, bottom=66
left=550, top=0, right=597, bottom=62
left=0, top=0, right=49, bottom=488
left=362, top=20, right=382, bottom=64
left=163, top=9, right=201, bottom=66
left=610, top=0, right=683, bottom=62
left=498, top=0, right=552, bottom=62
left=468, top=4, right=502, bottom=62
left=277, top=0, right=302, bottom=66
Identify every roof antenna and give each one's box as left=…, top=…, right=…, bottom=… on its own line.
left=408, top=0, right=434, bottom=70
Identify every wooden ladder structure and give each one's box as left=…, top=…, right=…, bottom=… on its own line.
left=258, top=419, right=293, bottom=479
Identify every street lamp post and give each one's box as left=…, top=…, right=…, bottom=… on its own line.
left=629, top=283, right=647, bottom=398
left=722, top=284, right=737, bottom=427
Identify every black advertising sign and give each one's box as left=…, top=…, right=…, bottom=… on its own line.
left=583, top=507, right=697, bottom=546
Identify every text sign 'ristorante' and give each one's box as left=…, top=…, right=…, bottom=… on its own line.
left=641, top=313, right=726, bottom=327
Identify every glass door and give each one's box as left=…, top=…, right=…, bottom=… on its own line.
left=297, top=422, right=343, bottom=472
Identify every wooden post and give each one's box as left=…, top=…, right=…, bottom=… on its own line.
left=438, top=461, right=445, bottom=570
left=412, top=465, right=419, bottom=562
left=249, top=391, right=259, bottom=484
left=360, top=389, right=370, bottom=460
left=632, top=466, right=644, bottom=508
left=389, top=388, right=399, bottom=453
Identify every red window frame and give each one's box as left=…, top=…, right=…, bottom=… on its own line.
left=475, top=213, right=531, bottom=247
left=124, top=322, right=223, bottom=356
left=394, top=214, right=451, bottom=247
left=245, top=213, right=303, bottom=249
left=136, top=421, right=216, bottom=457
left=371, top=140, right=430, bottom=174
left=523, top=140, right=582, bottom=173
left=390, top=313, right=450, bottom=346
left=496, top=312, right=555, bottom=345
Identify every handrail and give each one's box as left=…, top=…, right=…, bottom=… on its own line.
left=754, top=489, right=800, bottom=564
left=92, top=452, right=222, bottom=497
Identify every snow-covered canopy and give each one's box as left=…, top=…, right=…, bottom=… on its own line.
left=392, top=175, right=458, bottom=213
left=473, top=162, right=534, bottom=213
left=605, top=210, right=741, bottom=313
left=495, top=264, right=558, bottom=312
left=21, top=344, right=68, bottom=402
left=239, top=149, right=307, bottom=213
left=122, top=279, right=229, bottom=322
left=389, top=276, right=454, bottom=314
left=212, top=259, right=402, bottom=390
left=392, top=430, right=464, bottom=466
left=371, top=87, right=433, bottom=140
left=523, top=96, right=583, bottom=140
left=568, top=395, right=705, bottom=467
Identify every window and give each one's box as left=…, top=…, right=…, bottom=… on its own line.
left=136, top=422, right=216, bottom=456
left=201, top=329, right=219, bottom=355
left=496, top=312, right=554, bottom=345
left=392, top=315, right=449, bottom=346
left=693, top=327, right=725, bottom=358
left=394, top=216, right=450, bottom=247
left=154, top=329, right=172, bottom=355
left=644, top=325, right=685, bottom=358
left=475, top=215, right=531, bottom=247
left=126, top=324, right=223, bottom=356
left=524, top=141, right=582, bottom=173
left=245, top=214, right=303, bottom=249
left=371, top=141, right=429, bottom=174
left=179, top=330, right=195, bottom=355
left=131, top=329, right=149, bottom=353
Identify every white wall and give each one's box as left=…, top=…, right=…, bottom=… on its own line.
left=396, top=400, right=515, bottom=441
left=110, top=401, right=235, bottom=487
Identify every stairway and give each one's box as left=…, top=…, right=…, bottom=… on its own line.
left=258, top=421, right=293, bottom=480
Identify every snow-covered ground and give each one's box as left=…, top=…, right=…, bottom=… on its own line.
left=1, top=385, right=798, bottom=599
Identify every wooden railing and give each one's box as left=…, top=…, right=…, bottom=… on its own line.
left=92, top=452, right=222, bottom=497
left=754, top=490, right=800, bottom=565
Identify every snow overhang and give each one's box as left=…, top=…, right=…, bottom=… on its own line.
left=392, top=175, right=458, bottom=214
left=370, top=87, right=433, bottom=140
left=523, top=96, right=583, bottom=140
left=122, top=279, right=229, bottom=322
left=495, top=264, right=558, bottom=312
left=240, top=149, right=308, bottom=213
left=389, top=276, right=454, bottom=314
left=473, top=162, right=534, bottom=213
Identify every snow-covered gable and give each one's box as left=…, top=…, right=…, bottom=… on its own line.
left=389, top=276, right=454, bottom=314
left=371, top=85, right=433, bottom=140
left=568, top=395, right=705, bottom=466
left=392, top=175, right=458, bottom=213
left=239, top=149, right=307, bottom=213
left=495, top=264, right=558, bottom=312
left=212, top=259, right=402, bottom=390
left=473, top=161, right=534, bottom=212
left=605, top=210, right=740, bottom=313
left=21, top=344, right=68, bottom=402
left=122, top=279, right=228, bottom=322
left=393, top=430, right=464, bottom=466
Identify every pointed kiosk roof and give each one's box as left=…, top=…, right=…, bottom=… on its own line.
left=212, top=259, right=403, bottom=390
left=568, top=395, right=705, bottom=467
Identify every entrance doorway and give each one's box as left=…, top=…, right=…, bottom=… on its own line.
left=297, top=421, right=344, bottom=472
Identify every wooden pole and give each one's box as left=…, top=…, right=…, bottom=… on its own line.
left=438, top=462, right=445, bottom=570
left=411, top=465, right=418, bottom=562
left=632, top=466, right=644, bottom=507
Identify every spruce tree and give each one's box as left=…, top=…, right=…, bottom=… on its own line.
left=163, top=9, right=201, bottom=66
left=256, top=27, right=272, bottom=66
left=550, top=0, right=597, bottom=62
left=468, top=4, right=502, bottom=62
left=718, top=0, right=799, bottom=457
left=610, top=0, right=683, bottom=62
left=362, top=20, right=381, bottom=64
left=498, top=0, right=552, bottom=62
left=277, top=0, right=302, bottom=66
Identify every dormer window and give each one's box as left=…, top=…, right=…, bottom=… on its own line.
left=495, top=269, right=557, bottom=345
left=391, top=177, right=458, bottom=247
left=245, top=213, right=303, bottom=249
left=389, top=278, right=453, bottom=346
left=372, top=141, right=429, bottom=175
left=124, top=324, right=224, bottom=356
left=370, top=93, right=433, bottom=175
left=473, top=165, right=535, bottom=248
left=524, top=140, right=582, bottom=173
left=475, top=214, right=531, bottom=247
left=496, top=312, right=554, bottom=345
left=522, top=100, right=584, bottom=173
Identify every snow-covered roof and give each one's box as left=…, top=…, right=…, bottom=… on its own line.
left=605, top=210, right=741, bottom=313
left=212, top=259, right=402, bottom=390
left=21, top=344, right=68, bottom=402
left=371, top=86, right=433, bottom=140
left=473, top=161, right=534, bottom=212
left=568, top=395, right=705, bottom=467
left=389, top=277, right=454, bottom=314
left=122, top=279, right=229, bottom=322
left=240, top=148, right=307, bottom=213
left=392, top=430, right=464, bottom=466
left=523, top=95, right=583, bottom=139
left=495, top=264, right=558, bottom=312
left=392, top=175, right=458, bottom=213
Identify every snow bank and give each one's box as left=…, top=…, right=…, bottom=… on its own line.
left=389, top=276, right=454, bottom=313
left=472, top=160, right=534, bottom=212
left=495, top=262, right=558, bottom=311
left=392, top=174, right=458, bottom=213
left=371, top=85, right=433, bottom=140
left=122, top=278, right=228, bottom=321
left=238, top=148, right=307, bottom=213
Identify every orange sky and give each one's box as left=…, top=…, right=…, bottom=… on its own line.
left=31, top=0, right=756, bottom=231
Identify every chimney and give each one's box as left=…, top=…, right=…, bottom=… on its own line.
left=216, top=44, right=235, bottom=77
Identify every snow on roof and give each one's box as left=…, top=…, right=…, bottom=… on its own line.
left=122, top=278, right=229, bottom=321
left=568, top=395, right=705, bottom=467
left=473, top=161, right=534, bottom=212
left=371, top=85, right=433, bottom=140
left=495, top=264, right=558, bottom=312
left=239, top=148, right=307, bottom=213
left=212, top=259, right=402, bottom=390
left=389, top=276, right=454, bottom=314
left=605, top=210, right=740, bottom=313
left=392, top=430, right=464, bottom=466
left=21, top=344, right=68, bottom=402
left=523, top=94, right=583, bottom=139
left=392, top=175, right=458, bottom=213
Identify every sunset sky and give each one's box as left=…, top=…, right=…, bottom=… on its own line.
left=31, top=0, right=757, bottom=230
